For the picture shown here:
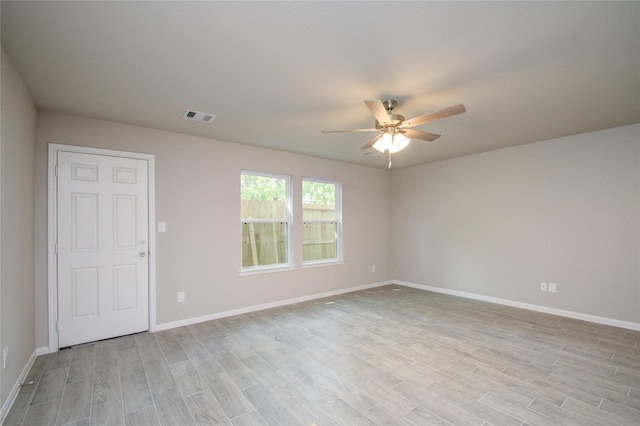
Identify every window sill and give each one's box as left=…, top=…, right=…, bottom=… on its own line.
left=239, top=265, right=296, bottom=276
left=301, top=259, right=344, bottom=269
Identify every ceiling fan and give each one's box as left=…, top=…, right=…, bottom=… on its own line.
left=322, top=99, right=466, bottom=168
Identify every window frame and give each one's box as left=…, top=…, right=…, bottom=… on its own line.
left=301, top=177, right=343, bottom=267
left=239, top=170, right=294, bottom=275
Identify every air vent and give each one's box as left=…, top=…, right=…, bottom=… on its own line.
left=183, top=109, right=216, bottom=123
left=361, top=150, right=381, bottom=157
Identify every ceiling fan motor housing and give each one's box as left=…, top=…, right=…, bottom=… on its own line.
left=375, top=114, right=405, bottom=129
left=382, top=99, right=398, bottom=111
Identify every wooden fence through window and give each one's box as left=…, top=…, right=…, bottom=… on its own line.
left=241, top=200, right=336, bottom=266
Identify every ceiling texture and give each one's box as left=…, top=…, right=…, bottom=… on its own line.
left=2, top=1, right=639, bottom=169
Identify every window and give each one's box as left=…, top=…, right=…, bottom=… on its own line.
left=302, top=179, right=342, bottom=264
left=241, top=171, right=292, bottom=272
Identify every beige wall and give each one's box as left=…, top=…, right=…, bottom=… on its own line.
left=31, top=114, right=640, bottom=350
left=1, top=66, right=637, bottom=407
left=1, top=48, right=37, bottom=409
left=34, top=112, right=392, bottom=348
left=391, top=124, right=640, bottom=323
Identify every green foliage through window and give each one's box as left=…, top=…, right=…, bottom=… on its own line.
left=241, top=174, right=286, bottom=201
left=302, top=180, right=335, bottom=205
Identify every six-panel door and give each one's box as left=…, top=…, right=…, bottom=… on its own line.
left=57, top=151, right=149, bottom=347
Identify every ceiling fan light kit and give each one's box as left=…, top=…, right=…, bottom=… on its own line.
left=322, top=99, right=466, bottom=168
left=373, top=132, right=410, bottom=154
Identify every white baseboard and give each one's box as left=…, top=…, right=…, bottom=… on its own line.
left=395, top=280, right=640, bottom=332
left=36, top=346, right=50, bottom=356
left=155, top=280, right=393, bottom=331
left=1, top=348, right=37, bottom=425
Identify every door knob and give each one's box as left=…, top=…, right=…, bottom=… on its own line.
left=139, top=252, right=146, bottom=257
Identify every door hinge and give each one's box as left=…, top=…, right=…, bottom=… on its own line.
left=55, top=243, right=58, bottom=255
left=56, top=321, right=59, bottom=332
left=54, top=165, right=58, bottom=177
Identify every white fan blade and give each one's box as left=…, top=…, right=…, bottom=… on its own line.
left=364, top=100, right=391, bottom=125
left=361, top=133, right=382, bottom=149
left=402, top=129, right=441, bottom=141
left=402, top=104, right=466, bottom=128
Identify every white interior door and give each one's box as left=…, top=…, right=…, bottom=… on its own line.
left=57, top=150, right=149, bottom=347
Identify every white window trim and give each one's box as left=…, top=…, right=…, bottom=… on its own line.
left=302, top=177, right=343, bottom=266
left=239, top=264, right=296, bottom=276
left=301, top=259, right=344, bottom=269
left=240, top=170, right=293, bottom=274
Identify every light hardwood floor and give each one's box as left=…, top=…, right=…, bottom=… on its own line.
left=4, top=285, right=640, bottom=425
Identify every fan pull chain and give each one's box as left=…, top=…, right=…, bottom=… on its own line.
left=388, top=151, right=392, bottom=169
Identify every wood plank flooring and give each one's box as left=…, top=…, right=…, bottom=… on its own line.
left=5, top=285, right=640, bottom=425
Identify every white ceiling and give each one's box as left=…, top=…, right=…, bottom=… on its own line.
left=2, top=1, right=639, bottom=169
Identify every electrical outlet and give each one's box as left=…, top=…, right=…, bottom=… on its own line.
left=177, top=292, right=185, bottom=303
left=3, top=347, right=8, bottom=369
left=548, top=282, right=556, bottom=293
left=371, top=265, right=376, bottom=273
left=540, top=282, right=547, bottom=291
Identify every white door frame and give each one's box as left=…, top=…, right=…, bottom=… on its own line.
left=48, top=143, right=157, bottom=352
